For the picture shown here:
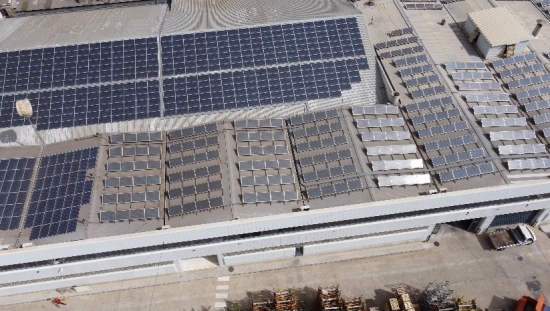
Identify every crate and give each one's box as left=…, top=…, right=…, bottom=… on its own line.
left=399, top=293, right=411, bottom=303
left=403, top=301, right=414, bottom=310
left=389, top=298, right=400, bottom=311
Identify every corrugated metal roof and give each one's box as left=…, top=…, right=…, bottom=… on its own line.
left=468, top=7, right=533, bottom=47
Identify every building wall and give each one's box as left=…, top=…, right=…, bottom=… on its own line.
left=464, top=18, right=476, bottom=37
left=223, top=248, right=296, bottom=266
left=477, top=35, right=504, bottom=59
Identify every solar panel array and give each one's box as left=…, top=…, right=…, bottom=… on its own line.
left=104, top=175, right=161, bottom=188
left=424, top=134, right=477, bottom=151
left=404, top=74, right=440, bottom=88
left=473, top=105, right=518, bottom=115
left=109, top=145, right=162, bottom=157
left=293, top=122, right=343, bottom=139
left=371, top=159, right=423, bottom=171
left=399, top=64, right=434, bottom=77
left=361, top=131, right=410, bottom=141
left=516, top=86, right=550, bottom=101
left=163, top=58, right=366, bottom=116
left=102, top=191, right=160, bottom=203
left=379, top=46, right=424, bottom=59
left=168, top=123, right=218, bottom=140
left=390, top=27, right=414, bottom=37
left=508, top=158, right=550, bottom=170
left=107, top=160, right=161, bottom=171
left=439, top=163, right=495, bottom=182
left=465, top=93, right=509, bottom=102
left=356, top=118, right=404, bottom=128
left=534, top=113, right=550, bottom=125
left=1, top=82, right=161, bottom=130
left=238, top=159, right=292, bottom=170
left=366, top=144, right=417, bottom=155
left=374, top=36, right=419, bottom=50
left=498, top=63, right=545, bottom=79
left=99, top=208, right=159, bottom=222
left=417, top=121, right=468, bottom=138
left=25, top=147, right=97, bottom=240
left=168, top=150, right=219, bottom=168
left=451, top=72, right=494, bottom=80
left=524, top=99, right=550, bottom=112
left=492, top=53, right=536, bottom=68
left=289, top=109, right=339, bottom=125
left=241, top=174, right=295, bottom=186
left=161, top=18, right=366, bottom=75
left=242, top=191, right=299, bottom=203
left=236, top=131, right=285, bottom=141
left=302, top=165, right=355, bottom=182
left=0, top=38, right=158, bottom=93
left=237, top=145, right=288, bottom=156
left=489, top=130, right=536, bottom=141
left=0, top=158, right=35, bottom=231
left=411, top=108, right=460, bottom=125
left=298, top=149, right=352, bottom=167
left=295, top=135, right=347, bottom=152
left=508, top=74, right=550, bottom=89
left=168, top=165, right=221, bottom=183
left=168, top=136, right=219, bottom=153
left=378, top=174, right=431, bottom=187
left=458, top=82, right=501, bottom=91
left=431, top=148, right=485, bottom=167
left=168, top=180, right=222, bottom=199
left=405, top=96, right=453, bottom=112
left=498, top=144, right=546, bottom=155
left=445, top=62, right=485, bottom=70
left=110, top=132, right=162, bottom=143
left=351, top=105, right=399, bottom=115
left=481, top=118, right=527, bottom=127
left=394, top=54, right=428, bottom=67
left=167, top=197, right=224, bottom=216
left=404, top=3, right=444, bottom=9
left=411, top=85, right=446, bottom=99
left=306, top=179, right=362, bottom=199
left=235, top=118, right=285, bottom=129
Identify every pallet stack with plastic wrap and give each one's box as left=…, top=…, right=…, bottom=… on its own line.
left=397, top=289, right=415, bottom=311
left=319, top=285, right=344, bottom=311
left=343, top=296, right=367, bottom=311
left=253, top=298, right=273, bottom=311
left=274, top=289, right=298, bottom=311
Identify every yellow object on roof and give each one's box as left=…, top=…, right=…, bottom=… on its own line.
left=468, top=6, right=534, bottom=47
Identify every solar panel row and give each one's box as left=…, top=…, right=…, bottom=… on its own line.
left=424, top=134, right=477, bottom=151
left=306, top=179, right=362, bottom=199
left=167, top=197, right=224, bottom=216
left=0, top=158, right=35, bottom=231
left=438, top=163, right=495, bottom=182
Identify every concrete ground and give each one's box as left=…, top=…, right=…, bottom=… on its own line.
left=4, top=224, right=550, bottom=311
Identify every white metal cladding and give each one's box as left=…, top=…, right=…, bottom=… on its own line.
left=303, top=229, right=427, bottom=255
left=222, top=248, right=296, bottom=266
left=366, top=144, right=417, bottom=155
left=378, top=174, right=431, bottom=187
left=0, top=265, right=177, bottom=297
left=1, top=197, right=548, bottom=294
left=371, top=159, right=424, bottom=171
left=2, top=181, right=550, bottom=265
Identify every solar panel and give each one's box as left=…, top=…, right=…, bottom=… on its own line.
left=108, top=145, right=162, bottom=157
left=295, top=135, right=347, bottom=152
left=410, top=85, right=446, bottom=99
left=524, top=99, right=550, bottom=112
left=99, top=211, right=116, bottom=223
left=516, top=86, right=550, bottom=101
left=394, top=54, right=428, bottom=67
left=25, top=148, right=97, bottom=240
left=411, top=108, right=460, bottom=125
left=424, top=134, right=477, bottom=151
left=445, top=62, right=486, bottom=70
left=417, top=121, right=468, bottom=138
left=168, top=123, right=218, bottom=140
left=492, top=53, right=536, bottom=68
left=508, top=73, right=550, bottom=89
left=293, top=122, right=343, bottom=139
left=399, top=64, right=434, bottom=77
left=168, top=135, right=219, bottom=153
left=374, top=36, right=418, bottom=50
left=241, top=191, right=299, bottom=203
left=377, top=174, right=431, bottom=187
left=0, top=158, right=35, bottom=231
left=544, top=128, right=550, bottom=137
left=168, top=150, right=219, bottom=167
left=431, top=148, right=485, bottom=167
left=361, top=131, right=410, bottom=141
left=534, top=113, right=550, bottom=125
left=404, top=3, right=443, bottom=9
left=168, top=164, right=220, bottom=183
left=390, top=27, right=414, bottom=37
left=473, top=105, right=518, bottom=115
left=235, top=130, right=285, bottom=141
left=457, top=82, right=501, bottom=91
left=450, top=72, right=494, bottom=80
left=371, top=159, right=423, bottom=171
left=498, top=63, right=545, bottom=78
left=405, top=96, right=453, bottom=112
left=481, top=118, right=527, bottom=127
left=508, top=158, right=550, bottom=170
left=298, top=149, right=352, bottom=167
left=542, top=0, right=550, bottom=7
left=104, top=175, right=161, bottom=187
left=404, top=74, right=440, bottom=89
left=366, top=144, right=417, bottom=155
left=306, top=179, right=363, bottom=198
left=351, top=105, right=399, bottom=115
left=464, top=93, right=509, bottom=102
left=108, top=160, right=161, bottom=171
left=234, top=118, right=285, bottom=129
left=237, top=145, right=288, bottom=156
left=498, top=144, right=546, bottom=155
left=168, top=197, right=224, bottom=214
left=301, top=163, right=356, bottom=182
left=238, top=159, right=292, bottom=170
left=105, top=191, right=160, bottom=203
left=289, top=109, right=339, bottom=126
left=356, top=118, right=404, bottom=128
left=110, top=132, right=163, bottom=144
left=489, top=130, right=536, bottom=141
left=241, top=174, right=295, bottom=186
left=438, top=163, right=495, bottom=182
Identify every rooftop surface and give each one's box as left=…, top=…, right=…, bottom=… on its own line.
left=468, top=6, right=534, bottom=46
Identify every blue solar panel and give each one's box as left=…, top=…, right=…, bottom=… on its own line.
left=0, top=81, right=160, bottom=130
left=0, top=158, right=35, bottom=231
left=25, top=147, right=97, bottom=240
left=160, top=18, right=366, bottom=76
left=0, top=37, right=158, bottom=93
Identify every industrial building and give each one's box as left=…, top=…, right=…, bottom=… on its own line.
left=1, top=0, right=550, bottom=299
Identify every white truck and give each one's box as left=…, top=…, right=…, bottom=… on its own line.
left=487, top=224, right=536, bottom=251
